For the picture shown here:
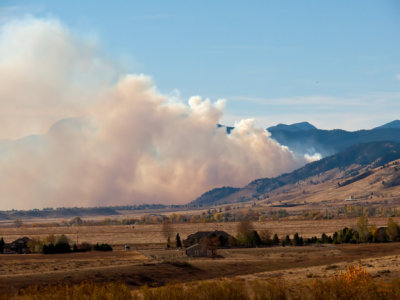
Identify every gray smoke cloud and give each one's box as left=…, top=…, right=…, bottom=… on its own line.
left=0, top=17, right=309, bottom=210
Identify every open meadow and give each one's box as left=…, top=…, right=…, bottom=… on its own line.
left=2, top=218, right=400, bottom=296
left=1, top=217, right=399, bottom=247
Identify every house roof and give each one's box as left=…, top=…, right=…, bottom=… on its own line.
left=184, top=230, right=232, bottom=240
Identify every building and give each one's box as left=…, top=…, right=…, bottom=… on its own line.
left=183, top=230, right=237, bottom=257
left=185, top=243, right=214, bottom=258
left=3, top=237, right=31, bottom=254
left=183, top=230, right=236, bottom=248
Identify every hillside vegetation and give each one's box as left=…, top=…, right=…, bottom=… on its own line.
left=191, top=141, right=400, bottom=206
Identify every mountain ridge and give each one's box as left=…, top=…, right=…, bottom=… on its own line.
left=190, top=141, right=400, bottom=207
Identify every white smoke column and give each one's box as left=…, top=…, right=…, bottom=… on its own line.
left=0, top=17, right=117, bottom=139
left=304, top=153, right=322, bottom=162
left=0, top=17, right=306, bottom=209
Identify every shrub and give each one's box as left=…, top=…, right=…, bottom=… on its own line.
left=94, top=243, right=113, bottom=251
left=258, top=229, right=273, bottom=246
left=28, top=238, right=44, bottom=253
left=311, top=265, right=381, bottom=300
left=387, top=217, right=400, bottom=241
left=4, top=267, right=400, bottom=299
left=13, top=282, right=132, bottom=300
left=42, top=234, right=71, bottom=254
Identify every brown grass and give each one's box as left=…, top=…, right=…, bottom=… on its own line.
left=2, top=217, right=400, bottom=248
left=2, top=243, right=400, bottom=293
left=4, top=265, right=400, bottom=300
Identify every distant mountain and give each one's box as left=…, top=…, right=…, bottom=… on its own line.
left=190, top=141, right=400, bottom=206
left=374, top=120, right=400, bottom=130
left=267, top=122, right=317, bottom=132
left=267, top=121, right=400, bottom=158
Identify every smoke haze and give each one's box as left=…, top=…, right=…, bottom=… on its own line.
left=0, top=17, right=309, bottom=210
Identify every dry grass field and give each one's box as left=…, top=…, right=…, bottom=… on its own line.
left=1, top=217, right=399, bottom=247
left=2, top=243, right=400, bottom=295
left=2, top=219, right=400, bottom=296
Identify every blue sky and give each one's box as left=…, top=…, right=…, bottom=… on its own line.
left=2, top=0, right=400, bottom=130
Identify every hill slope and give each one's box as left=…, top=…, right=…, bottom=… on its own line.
left=190, top=141, right=400, bottom=206
left=375, top=120, right=400, bottom=130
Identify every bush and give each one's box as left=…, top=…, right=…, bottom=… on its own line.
left=42, top=234, right=71, bottom=254
left=12, top=282, right=132, bottom=300
left=43, top=242, right=70, bottom=254
left=311, top=265, right=382, bottom=299
left=259, top=229, right=273, bottom=246
left=94, top=243, right=113, bottom=251
left=4, top=266, right=400, bottom=299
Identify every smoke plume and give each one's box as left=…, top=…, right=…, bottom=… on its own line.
left=0, top=17, right=306, bottom=209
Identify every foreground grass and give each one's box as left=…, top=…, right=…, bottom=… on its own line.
left=3, top=265, right=400, bottom=300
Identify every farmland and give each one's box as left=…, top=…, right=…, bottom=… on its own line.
left=2, top=218, right=400, bottom=296
left=1, top=217, right=399, bottom=248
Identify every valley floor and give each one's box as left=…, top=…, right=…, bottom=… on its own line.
left=1, top=243, right=400, bottom=294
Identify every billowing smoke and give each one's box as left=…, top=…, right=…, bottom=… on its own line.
left=0, top=17, right=307, bottom=210
left=304, top=153, right=322, bottom=162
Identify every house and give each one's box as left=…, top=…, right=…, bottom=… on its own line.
left=3, top=237, right=31, bottom=254
left=345, top=195, right=355, bottom=201
left=185, top=243, right=215, bottom=258
left=183, top=230, right=236, bottom=248
left=183, top=230, right=236, bottom=258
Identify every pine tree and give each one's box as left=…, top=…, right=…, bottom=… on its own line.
left=321, top=233, right=328, bottom=243
left=249, top=230, right=263, bottom=247
left=0, top=237, right=4, bottom=253
left=293, top=233, right=300, bottom=246
left=285, top=235, right=291, bottom=246
left=273, top=234, right=280, bottom=245
left=176, top=233, right=182, bottom=248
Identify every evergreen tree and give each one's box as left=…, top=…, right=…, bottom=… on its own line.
left=0, top=237, right=4, bottom=253
left=285, top=235, right=291, bottom=246
left=167, top=236, right=171, bottom=249
left=249, top=230, right=263, bottom=247
left=273, top=234, right=280, bottom=245
left=320, top=233, right=329, bottom=243
left=176, top=233, right=182, bottom=248
left=293, top=233, right=300, bottom=246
